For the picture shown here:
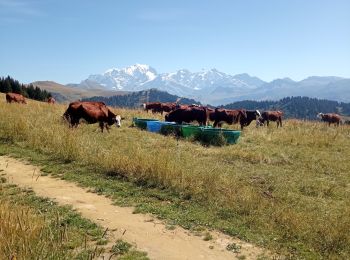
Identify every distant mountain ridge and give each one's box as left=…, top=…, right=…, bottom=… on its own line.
left=82, top=88, right=200, bottom=108
left=72, top=64, right=350, bottom=105
left=222, top=96, right=350, bottom=120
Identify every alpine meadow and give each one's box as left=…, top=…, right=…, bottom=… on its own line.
left=0, top=94, right=349, bottom=259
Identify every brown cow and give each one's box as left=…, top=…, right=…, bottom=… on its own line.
left=258, top=111, right=283, bottom=127
left=142, top=102, right=162, bottom=114
left=165, top=106, right=209, bottom=125
left=47, top=97, right=56, bottom=104
left=161, top=102, right=177, bottom=113
left=6, top=93, right=27, bottom=104
left=211, top=108, right=247, bottom=128
left=63, top=101, right=121, bottom=132
left=317, top=113, right=341, bottom=126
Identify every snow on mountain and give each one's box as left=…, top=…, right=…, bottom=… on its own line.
left=88, top=64, right=157, bottom=90
left=75, top=64, right=349, bottom=105
left=81, top=64, right=264, bottom=101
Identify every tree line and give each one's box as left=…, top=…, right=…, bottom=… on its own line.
left=222, top=96, right=350, bottom=119
left=0, top=76, right=52, bottom=101
left=83, top=88, right=200, bottom=108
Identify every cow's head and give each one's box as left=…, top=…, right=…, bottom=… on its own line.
left=256, top=117, right=264, bottom=127
left=255, top=110, right=261, bottom=118
left=317, top=113, right=324, bottom=119
left=141, top=103, right=146, bottom=110
left=115, top=115, right=121, bottom=127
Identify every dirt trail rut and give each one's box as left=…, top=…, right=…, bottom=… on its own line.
left=0, top=156, right=268, bottom=260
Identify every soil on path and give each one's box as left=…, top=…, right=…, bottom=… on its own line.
left=0, top=156, right=269, bottom=260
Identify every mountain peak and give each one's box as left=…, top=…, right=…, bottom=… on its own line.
left=104, top=64, right=157, bottom=77
left=80, top=65, right=349, bottom=104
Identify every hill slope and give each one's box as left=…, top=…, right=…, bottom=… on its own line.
left=82, top=88, right=200, bottom=108
left=223, top=96, right=350, bottom=119
left=33, top=81, right=128, bottom=102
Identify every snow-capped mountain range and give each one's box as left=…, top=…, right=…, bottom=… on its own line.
left=71, top=64, right=350, bottom=105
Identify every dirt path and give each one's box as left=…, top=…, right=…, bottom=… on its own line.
left=0, top=156, right=268, bottom=260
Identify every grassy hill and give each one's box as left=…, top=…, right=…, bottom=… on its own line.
left=1, top=93, right=349, bottom=259
left=32, top=81, right=128, bottom=102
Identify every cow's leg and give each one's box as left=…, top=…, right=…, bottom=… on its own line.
left=71, top=119, right=79, bottom=128
left=280, top=119, right=282, bottom=127
left=105, top=124, right=110, bottom=133
left=99, top=121, right=104, bottom=132
left=266, top=120, right=269, bottom=127
left=214, top=121, right=222, bottom=128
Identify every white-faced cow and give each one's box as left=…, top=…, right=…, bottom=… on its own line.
left=257, top=111, right=283, bottom=128
left=63, top=101, right=121, bottom=132
left=47, top=97, right=56, bottom=104
left=240, top=110, right=261, bottom=129
left=317, top=113, right=341, bottom=126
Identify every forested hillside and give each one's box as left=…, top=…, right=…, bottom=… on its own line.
left=83, top=88, right=200, bottom=108
left=222, top=96, right=350, bottom=119
left=0, top=76, right=51, bottom=101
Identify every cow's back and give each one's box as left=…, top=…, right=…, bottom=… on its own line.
left=6, top=92, right=26, bottom=103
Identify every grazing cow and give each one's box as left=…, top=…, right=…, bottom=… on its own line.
left=317, top=113, right=341, bottom=126
left=165, top=106, right=209, bottom=125
left=47, top=97, right=56, bottom=104
left=63, top=101, right=121, bottom=132
left=240, top=110, right=261, bottom=129
left=258, top=111, right=283, bottom=127
left=211, top=108, right=247, bottom=128
left=6, top=92, right=27, bottom=104
left=142, top=102, right=162, bottom=114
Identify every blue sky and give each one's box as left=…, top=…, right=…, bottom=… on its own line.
left=1, top=0, right=349, bottom=84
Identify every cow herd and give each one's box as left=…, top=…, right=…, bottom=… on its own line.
left=4, top=93, right=347, bottom=132
left=146, top=102, right=282, bottom=130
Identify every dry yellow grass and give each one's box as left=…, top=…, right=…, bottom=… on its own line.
left=0, top=183, right=105, bottom=259
left=0, top=94, right=349, bottom=258
left=0, top=201, right=66, bottom=259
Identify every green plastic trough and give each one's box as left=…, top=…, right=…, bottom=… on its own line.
left=181, top=125, right=213, bottom=138
left=201, top=128, right=241, bottom=144
left=160, top=124, right=183, bottom=136
left=181, top=125, right=203, bottom=138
